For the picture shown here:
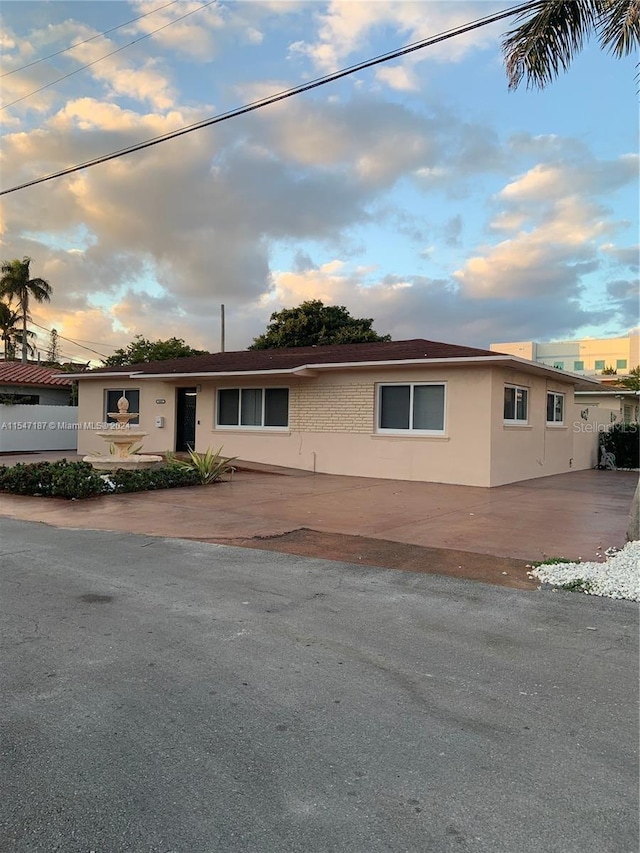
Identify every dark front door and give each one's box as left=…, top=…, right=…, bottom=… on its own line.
left=176, top=387, right=197, bottom=451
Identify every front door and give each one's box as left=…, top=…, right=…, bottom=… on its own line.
left=176, top=387, right=197, bottom=451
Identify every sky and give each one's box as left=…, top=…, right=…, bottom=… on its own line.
left=1, top=0, right=638, bottom=364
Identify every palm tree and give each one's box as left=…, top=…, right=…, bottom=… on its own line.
left=0, top=257, right=52, bottom=363
left=503, top=0, right=640, bottom=90
left=0, top=301, right=36, bottom=361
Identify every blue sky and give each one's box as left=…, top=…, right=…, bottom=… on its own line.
left=1, top=0, right=637, bottom=363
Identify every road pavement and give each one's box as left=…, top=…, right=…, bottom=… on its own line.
left=1, top=519, right=637, bottom=853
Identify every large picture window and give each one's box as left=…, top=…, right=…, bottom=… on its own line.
left=378, top=383, right=445, bottom=434
left=105, top=389, right=139, bottom=424
left=217, top=387, right=289, bottom=429
left=504, top=385, right=528, bottom=424
left=546, top=392, right=564, bottom=424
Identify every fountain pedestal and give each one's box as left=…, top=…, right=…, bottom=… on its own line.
left=84, top=395, right=163, bottom=472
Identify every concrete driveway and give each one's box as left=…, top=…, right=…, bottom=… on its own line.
left=0, top=453, right=635, bottom=585
left=1, top=520, right=637, bottom=853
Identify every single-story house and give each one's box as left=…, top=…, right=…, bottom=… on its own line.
left=0, top=362, right=74, bottom=405
left=575, top=389, right=639, bottom=426
left=69, top=339, right=609, bottom=487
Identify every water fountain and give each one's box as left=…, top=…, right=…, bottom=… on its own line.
left=85, top=395, right=163, bottom=471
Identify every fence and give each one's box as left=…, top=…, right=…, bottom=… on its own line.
left=0, top=404, right=79, bottom=453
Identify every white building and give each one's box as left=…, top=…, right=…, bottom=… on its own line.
left=490, top=330, right=639, bottom=377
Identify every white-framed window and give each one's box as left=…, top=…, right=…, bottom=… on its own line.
left=546, top=392, right=565, bottom=424
left=105, top=389, right=139, bottom=424
left=217, top=387, right=289, bottom=429
left=377, top=383, right=446, bottom=434
left=503, top=385, right=528, bottom=424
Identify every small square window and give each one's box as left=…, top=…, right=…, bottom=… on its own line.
left=105, top=390, right=139, bottom=424
left=594, top=360, right=605, bottom=370
left=552, top=361, right=564, bottom=370
left=616, top=359, right=627, bottom=370
left=504, top=385, right=528, bottom=424
left=573, top=360, right=584, bottom=371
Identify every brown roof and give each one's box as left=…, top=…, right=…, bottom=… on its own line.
left=0, top=362, right=73, bottom=387
left=83, top=339, right=501, bottom=376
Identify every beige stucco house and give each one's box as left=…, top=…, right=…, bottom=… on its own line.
left=71, top=339, right=607, bottom=488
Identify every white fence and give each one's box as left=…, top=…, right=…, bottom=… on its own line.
left=0, top=404, right=79, bottom=453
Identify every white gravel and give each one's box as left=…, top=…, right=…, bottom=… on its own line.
left=529, top=540, right=640, bottom=601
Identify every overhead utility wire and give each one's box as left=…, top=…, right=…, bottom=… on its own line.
left=1, top=0, right=184, bottom=78
left=30, top=320, right=109, bottom=359
left=2, top=0, right=219, bottom=110
left=1, top=0, right=538, bottom=196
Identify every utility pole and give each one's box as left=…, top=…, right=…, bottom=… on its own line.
left=221, top=304, right=225, bottom=353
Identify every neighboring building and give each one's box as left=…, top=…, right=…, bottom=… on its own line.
left=575, top=389, right=640, bottom=426
left=71, top=339, right=604, bottom=488
left=490, top=330, right=640, bottom=378
left=0, top=362, right=74, bottom=405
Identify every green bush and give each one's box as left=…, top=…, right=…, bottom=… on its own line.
left=50, top=463, right=105, bottom=499
left=109, top=465, right=199, bottom=493
left=600, top=423, right=639, bottom=469
left=0, top=459, right=104, bottom=498
left=0, top=460, right=201, bottom=499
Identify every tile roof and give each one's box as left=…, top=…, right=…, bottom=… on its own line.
left=0, top=362, right=74, bottom=387
left=84, top=339, right=502, bottom=376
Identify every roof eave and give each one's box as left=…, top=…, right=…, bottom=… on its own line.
left=73, top=354, right=605, bottom=385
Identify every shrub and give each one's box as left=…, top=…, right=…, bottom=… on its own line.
left=50, top=463, right=105, bottom=499
left=0, top=460, right=202, bottom=499
left=166, top=447, right=236, bottom=485
left=109, top=466, right=199, bottom=493
left=600, top=423, right=639, bottom=469
left=0, top=459, right=104, bottom=498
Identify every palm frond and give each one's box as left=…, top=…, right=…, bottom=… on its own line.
left=503, top=0, right=601, bottom=90
left=597, top=0, right=640, bottom=56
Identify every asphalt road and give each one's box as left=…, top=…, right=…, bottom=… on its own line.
left=1, top=519, right=637, bottom=853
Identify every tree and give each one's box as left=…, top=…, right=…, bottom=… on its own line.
left=0, top=257, right=52, bottom=363
left=503, top=0, right=640, bottom=90
left=102, top=335, right=208, bottom=367
left=619, top=365, right=640, bottom=391
left=250, top=300, right=391, bottom=350
left=46, top=328, right=60, bottom=363
left=0, top=300, right=36, bottom=361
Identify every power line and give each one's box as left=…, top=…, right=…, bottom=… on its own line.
left=2, top=0, right=219, bottom=111
left=0, top=1, right=538, bottom=196
left=0, top=0, right=183, bottom=78
left=30, top=320, right=109, bottom=358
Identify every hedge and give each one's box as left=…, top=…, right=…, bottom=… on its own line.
left=0, top=460, right=201, bottom=499
left=600, top=423, right=639, bottom=469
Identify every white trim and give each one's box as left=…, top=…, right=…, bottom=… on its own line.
left=546, top=391, right=565, bottom=425
left=503, top=384, right=529, bottom=425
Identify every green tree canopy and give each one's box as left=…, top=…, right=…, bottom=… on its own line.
left=0, top=257, right=52, bottom=363
left=619, top=365, right=640, bottom=391
left=250, top=300, right=391, bottom=350
left=102, top=335, right=208, bottom=367
left=0, top=300, right=35, bottom=361
left=503, top=0, right=639, bottom=90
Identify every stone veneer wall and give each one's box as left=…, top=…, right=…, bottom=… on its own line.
left=290, top=382, right=375, bottom=433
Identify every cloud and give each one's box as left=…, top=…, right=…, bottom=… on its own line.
left=1, top=4, right=635, bottom=363
left=601, top=243, right=639, bottom=270
left=290, top=0, right=501, bottom=74
left=375, top=64, right=419, bottom=91
left=455, top=155, right=638, bottom=300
